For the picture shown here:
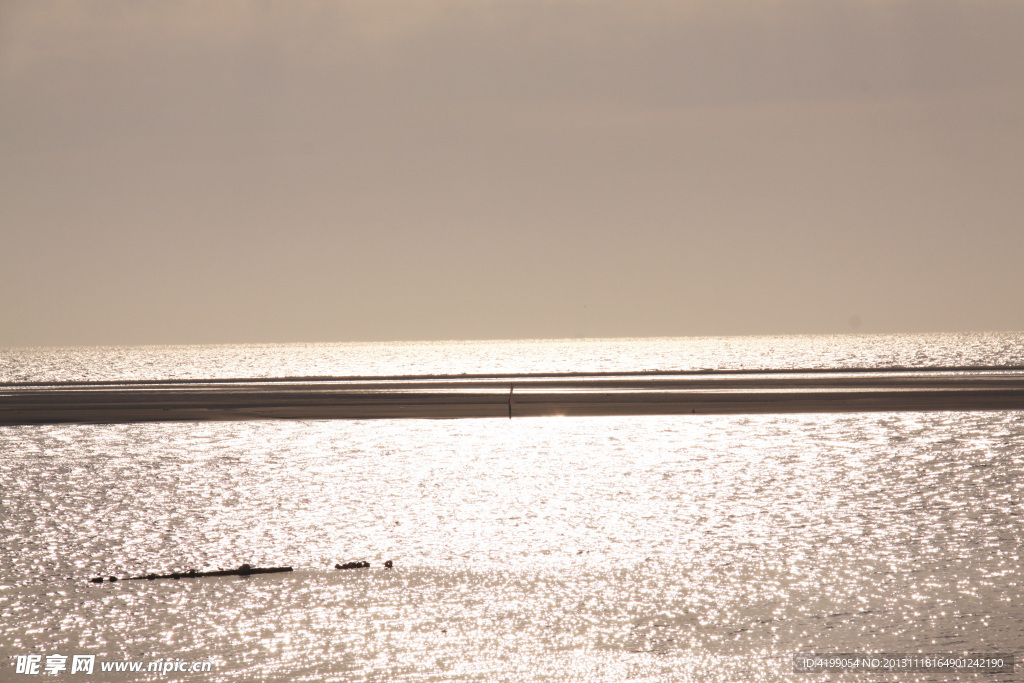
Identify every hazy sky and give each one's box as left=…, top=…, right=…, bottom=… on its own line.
left=2, top=0, right=1022, bottom=346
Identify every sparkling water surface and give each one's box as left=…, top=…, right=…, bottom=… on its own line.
left=1, top=335, right=1022, bottom=681
left=3, top=332, right=1024, bottom=383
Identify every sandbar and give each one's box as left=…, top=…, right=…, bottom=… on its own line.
left=2, top=368, right=1024, bottom=425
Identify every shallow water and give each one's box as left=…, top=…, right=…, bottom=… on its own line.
left=3, top=332, right=1024, bottom=383
left=1, top=336, right=1023, bottom=680
left=2, top=412, right=1022, bottom=681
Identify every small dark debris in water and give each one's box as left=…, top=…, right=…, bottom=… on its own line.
left=90, top=577, right=103, bottom=584
left=335, top=561, right=370, bottom=570
left=384, top=560, right=393, bottom=569
left=108, top=576, right=117, bottom=582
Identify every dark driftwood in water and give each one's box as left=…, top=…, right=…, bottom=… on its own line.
left=335, top=561, right=370, bottom=570
left=90, top=564, right=293, bottom=583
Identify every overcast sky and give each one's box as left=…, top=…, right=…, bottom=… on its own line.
left=2, top=0, right=1022, bottom=346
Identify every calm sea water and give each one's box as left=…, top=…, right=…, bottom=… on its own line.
left=4, top=332, right=1024, bottom=383
left=1, top=335, right=1022, bottom=681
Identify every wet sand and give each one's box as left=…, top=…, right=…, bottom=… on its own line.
left=3, top=368, right=1024, bottom=425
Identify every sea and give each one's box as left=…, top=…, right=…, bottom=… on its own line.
left=1, top=333, right=1022, bottom=682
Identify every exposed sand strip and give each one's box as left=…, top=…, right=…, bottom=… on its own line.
left=2, top=369, right=1024, bottom=425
